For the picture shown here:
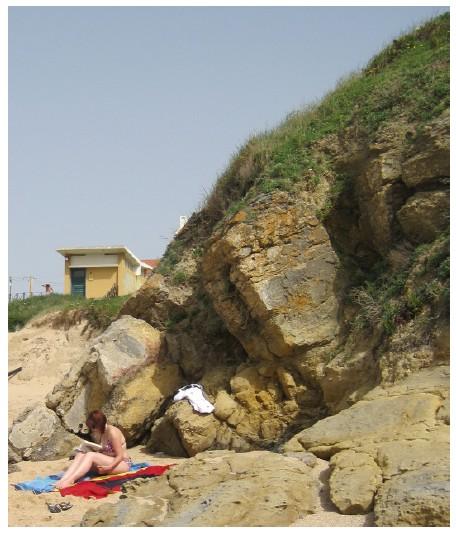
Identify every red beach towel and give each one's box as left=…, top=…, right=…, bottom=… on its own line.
left=59, top=465, right=172, bottom=499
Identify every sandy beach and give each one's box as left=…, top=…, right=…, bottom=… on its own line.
left=8, top=448, right=183, bottom=527
left=8, top=317, right=91, bottom=426
left=8, top=318, right=185, bottom=527
left=8, top=318, right=374, bottom=527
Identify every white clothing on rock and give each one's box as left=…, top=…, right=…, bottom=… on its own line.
left=173, top=384, right=215, bottom=414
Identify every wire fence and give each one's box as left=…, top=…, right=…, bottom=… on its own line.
left=9, top=275, right=62, bottom=302
left=9, top=291, right=47, bottom=302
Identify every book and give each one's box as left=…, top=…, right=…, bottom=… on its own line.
left=73, top=439, right=104, bottom=453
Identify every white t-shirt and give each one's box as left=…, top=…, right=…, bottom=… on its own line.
left=173, top=384, right=215, bottom=414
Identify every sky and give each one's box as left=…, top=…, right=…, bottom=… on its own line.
left=8, top=5, right=449, bottom=296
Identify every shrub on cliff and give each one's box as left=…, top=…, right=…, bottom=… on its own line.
left=8, top=294, right=128, bottom=332
left=199, top=12, right=449, bottom=231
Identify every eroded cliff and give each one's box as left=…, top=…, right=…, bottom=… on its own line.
left=8, top=13, right=450, bottom=527
left=117, top=15, right=450, bottom=455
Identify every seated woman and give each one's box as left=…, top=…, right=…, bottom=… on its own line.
left=55, top=409, right=132, bottom=490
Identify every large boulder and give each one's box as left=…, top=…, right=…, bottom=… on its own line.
left=284, top=366, right=449, bottom=527
left=374, top=465, right=450, bottom=526
left=397, top=190, right=449, bottom=244
left=373, top=412, right=449, bottom=526
left=46, top=315, right=182, bottom=443
left=293, top=392, right=441, bottom=459
left=81, top=450, right=318, bottom=527
left=8, top=403, right=79, bottom=461
left=163, top=401, right=219, bottom=457
left=356, top=176, right=406, bottom=255
left=147, top=362, right=322, bottom=456
left=147, top=396, right=252, bottom=457
left=291, top=366, right=448, bottom=458
left=401, top=110, right=450, bottom=188
left=376, top=432, right=449, bottom=480
left=146, top=414, right=189, bottom=458
left=202, top=189, right=340, bottom=364
left=329, top=450, right=382, bottom=514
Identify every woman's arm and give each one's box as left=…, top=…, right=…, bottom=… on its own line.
left=98, top=429, right=125, bottom=473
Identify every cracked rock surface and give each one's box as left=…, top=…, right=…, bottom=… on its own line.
left=81, top=450, right=318, bottom=527
left=285, top=366, right=449, bottom=525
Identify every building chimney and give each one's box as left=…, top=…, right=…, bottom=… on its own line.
left=179, top=216, right=188, bottom=230
left=174, top=215, right=188, bottom=236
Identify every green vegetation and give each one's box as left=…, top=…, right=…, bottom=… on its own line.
left=164, top=309, right=188, bottom=331
left=225, top=199, right=248, bottom=217
left=192, top=246, right=204, bottom=259
left=156, top=240, right=184, bottom=276
left=156, top=13, right=449, bottom=307
left=201, top=13, right=449, bottom=228
left=316, top=172, right=352, bottom=221
left=172, top=271, right=188, bottom=286
left=350, top=231, right=450, bottom=335
left=8, top=294, right=129, bottom=332
left=156, top=240, right=193, bottom=282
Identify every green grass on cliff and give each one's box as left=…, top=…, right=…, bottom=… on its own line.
left=156, top=13, right=449, bottom=288
left=8, top=294, right=128, bottom=332
left=199, top=12, right=449, bottom=228
left=349, top=230, right=450, bottom=335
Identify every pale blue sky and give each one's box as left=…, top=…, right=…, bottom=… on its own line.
left=9, top=6, right=448, bottom=295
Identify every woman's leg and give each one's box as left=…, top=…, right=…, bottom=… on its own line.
left=55, top=452, right=88, bottom=488
left=56, top=452, right=130, bottom=489
left=89, top=452, right=131, bottom=475
left=55, top=452, right=98, bottom=489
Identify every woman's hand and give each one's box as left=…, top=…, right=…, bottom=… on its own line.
left=97, top=465, right=113, bottom=475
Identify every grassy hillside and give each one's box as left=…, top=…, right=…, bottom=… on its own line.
left=197, top=13, right=449, bottom=230
left=156, top=13, right=449, bottom=338
left=8, top=294, right=129, bottom=332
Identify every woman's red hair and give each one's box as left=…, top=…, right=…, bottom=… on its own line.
left=86, top=410, right=107, bottom=431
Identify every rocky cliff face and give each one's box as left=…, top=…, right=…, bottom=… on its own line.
left=117, top=109, right=449, bottom=457
left=285, top=365, right=449, bottom=526
left=8, top=14, right=449, bottom=527
left=116, top=18, right=451, bottom=461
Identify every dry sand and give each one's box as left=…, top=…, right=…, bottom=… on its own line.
left=8, top=318, right=185, bottom=527
left=8, top=318, right=375, bottom=527
left=8, top=316, right=92, bottom=426
left=8, top=448, right=183, bottom=527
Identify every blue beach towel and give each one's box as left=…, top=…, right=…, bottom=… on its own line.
left=13, top=462, right=150, bottom=494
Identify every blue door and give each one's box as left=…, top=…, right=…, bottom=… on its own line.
left=71, top=268, right=86, bottom=297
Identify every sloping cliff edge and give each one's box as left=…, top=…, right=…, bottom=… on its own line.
left=9, top=14, right=449, bottom=527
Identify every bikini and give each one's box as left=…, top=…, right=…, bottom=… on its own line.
left=102, top=439, right=132, bottom=471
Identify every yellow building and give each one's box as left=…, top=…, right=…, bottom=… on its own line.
left=56, top=246, right=157, bottom=298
